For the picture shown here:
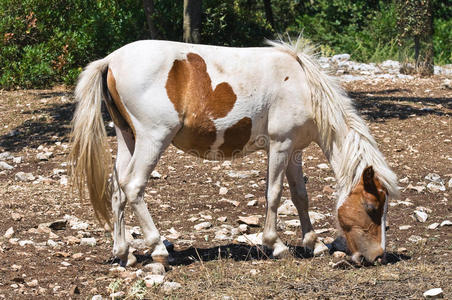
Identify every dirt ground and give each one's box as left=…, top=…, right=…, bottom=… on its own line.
left=0, top=76, right=451, bottom=299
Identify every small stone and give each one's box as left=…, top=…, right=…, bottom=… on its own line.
left=19, top=240, right=34, bottom=247
left=36, top=151, right=53, bottom=161
left=414, top=210, right=428, bottom=223
left=91, top=295, right=103, bottom=300
left=440, top=220, right=452, bottom=227
left=397, top=247, right=407, bottom=253
left=427, top=182, right=445, bottom=193
left=237, top=215, right=260, bottom=226
left=163, top=281, right=182, bottom=293
left=278, top=199, right=297, bottom=216
left=61, top=261, right=71, bottom=267
left=219, top=187, right=228, bottom=195
left=194, top=222, right=212, bottom=231
left=247, top=200, right=257, bottom=206
left=47, top=240, right=59, bottom=248
left=448, top=177, right=452, bottom=188
left=217, top=216, right=227, bottom=222
left=150, top=170, right=162, bottom=179
left=408, top=235, right=425, bottom=244
left=424, top=173, right=443, bottom=184
left=4, top=227, right=14, bottom=238
left=313, top=242, right=329, bottom=256
left=219, top=198, right=240, bottom=207
left=323, top=237, right=335, bottom=244
left=143, top=262, right=166, bottom=275
left=332, top=251, right=346, bottom=259
left=423, top=288, right=443, bottom=298
left=236, top=233, right=263, bottom=245
left=80, top=237, right=96, bottom=246
left=144, top=274, right=165, bottom=286
left=48, top=219, right=67, bottom=230
left=317, top=163, right=329, bottom=170
left=214, top=230, right=230, bottom=241
left=65, top=236, right=80, bottom=245
left=428, top=223, right=440, bottom=230
left=26, top=279, right=38, bottom=287
left=0, top=151, right=12, bottom=160
left=119, top=270, right=137, bottom=280
left=110, top=291, right=125, bottom=298
left=0, top=161, right=13, bottom=170
left=238, top=224, right=248, bottom=233
left=399, top=225, right=411, bottom=230
left=309, top=211, right=327, bottom=224
left=285, top=219, right=300, bottom=228
left=399, top=177, right=410, bottom=184
left=11, top=212, right=23, bottom=221
left=72, top=253, right=84, bottom=260
left=15, top=172, right=35, bottom=182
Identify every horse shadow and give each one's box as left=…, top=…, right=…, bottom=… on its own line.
left=109, top=240, right=411, bottom=267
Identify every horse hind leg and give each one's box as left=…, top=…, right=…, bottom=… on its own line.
left=118, top=129, right=177, bottom=268
left=111, top=127, right=135, bottom=266
left=285, top=153, right=317, bottom=252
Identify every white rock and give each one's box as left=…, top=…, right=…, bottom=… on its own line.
left=313, top=242, right=329, bottom=256
left=317, top=163, right=329, bottom=170
left=427, top=223, right=440, bottom=230
left=380, top=60, right=400, bottom=70
left=194, top=222, right=212, bottom=231
left=278, top=199, right=297, bottom=216
left=70, top=220, right=89, bottom=230
left=237, top=233, right=263, bottom=245
left=143, top=262, right=166, bottom=275
left=59, top=175, right=68, bottom=186
left=214, top=229, right=231, bottom=241
left=219, top=187, right=228, bottom=195
left=0, top=161, right=13, bottom=170
left=226, top=170, right=259, bottom=179
left=247, top=200, right=257, bottom=206
left=423, top=288, right=443, bottom=298
left=163, top=281, right=182, bottom=293
left=414, top=210, right=428, bottom=223
left=285, top=219, right=300, bottom=228
left=440, top=220, right=452, bottom=227
left=427, top=182, right=445, bottom=193
left=36, top=152, right=53, bottom=161
left=399, top=225, right=411, bottom=230
left=408, top=235, right=425, bottom=244
left=238, top=224, right=248, bottom=233
left=448, top=178, right=452, bottom=188
left=144, top=274, right=165, bottom=286
left=80, top=237, right=96, bottom=246
left=61, top=261, right=71, bottom=267
left=0, top=152, right=13, bottom=160
left=91, top=295, right=103, bottom=300
left=309, top=211, right=326, bottom=224
left=19, top=240, right=34, bottom=246
left=150, top=170, right=162, bottom=179
left=238, top=215, right=260, bottom=226
left=245, top=193, right=254, bottom=199
left=4, top=227, right=14, bottom=238
left=425, top=173, right=443, bottom=184
left=47, top=239, right=58, bottom=248
left=12, top=157, right=22, bottom=164
left=217, top=216, right=227, bottom=222
left=332, top=54, right=350, bottom=62
left=399, top=177, right=410, bottom=184
left=110, top=292, right=125, bottom=298
left=15, top=172, right=35, bottom=182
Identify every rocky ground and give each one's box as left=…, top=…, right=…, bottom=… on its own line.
left=0, top=68, right=451, bottom=299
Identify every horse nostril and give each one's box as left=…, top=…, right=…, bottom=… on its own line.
left=376, top=252, right=387, bottom=264
left=386, top=226, right=390, bottom=231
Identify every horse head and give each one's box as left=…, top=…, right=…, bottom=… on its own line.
left=337, top=166, right=388, bottom=264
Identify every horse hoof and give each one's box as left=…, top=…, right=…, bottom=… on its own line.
left=152, top=255, right=169, bottom=269
left=273, top=244, right=290, bottom=259
left=119, top=252, right=137, bottom=267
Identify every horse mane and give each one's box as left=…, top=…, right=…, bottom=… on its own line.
left=267, top=38, right=400, bottom=204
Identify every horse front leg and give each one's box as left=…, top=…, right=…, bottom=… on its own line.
left=262, top=140, right=291, bottom=258
left=285, top=152, right=317, bottom=252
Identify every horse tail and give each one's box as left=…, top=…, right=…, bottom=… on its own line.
left=69, top=57, right=112, bottom=227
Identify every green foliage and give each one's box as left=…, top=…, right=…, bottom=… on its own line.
left=0, top=0, right=450, bottom=89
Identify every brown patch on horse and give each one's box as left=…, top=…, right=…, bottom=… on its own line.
left=284, top=76, right=289, bottom=81
left=166, top=53, right=239, bottom=157
left=338, top=166, right=386, bottom=260
left=219, top=117, right=252, bottom=157
left=106, top=68, right=136, bottom=137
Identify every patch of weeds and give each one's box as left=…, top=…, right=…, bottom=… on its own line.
left=108, top=279, right=123, bottom=294
left=128, top=279, right=147, bottom=300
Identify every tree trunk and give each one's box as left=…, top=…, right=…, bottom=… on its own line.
left=183, top=0, right=201, bottom=44
left=143, top=0, right=160, bottom=39
left=263, top=0, right=275, bottom=30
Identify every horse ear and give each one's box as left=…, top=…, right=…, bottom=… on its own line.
left=362, top=166, right=377, bottom=194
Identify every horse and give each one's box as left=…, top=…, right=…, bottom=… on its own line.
left=69, top=38, right=399, bottom=267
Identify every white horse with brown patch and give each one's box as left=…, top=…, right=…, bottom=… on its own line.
left=69, top=39, right=399, bottom=267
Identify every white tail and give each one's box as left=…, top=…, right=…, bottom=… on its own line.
left=69, top=58, right=112, bottom=226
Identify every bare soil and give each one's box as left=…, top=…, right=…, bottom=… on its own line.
left=0, top=77, right=451, bottom=299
